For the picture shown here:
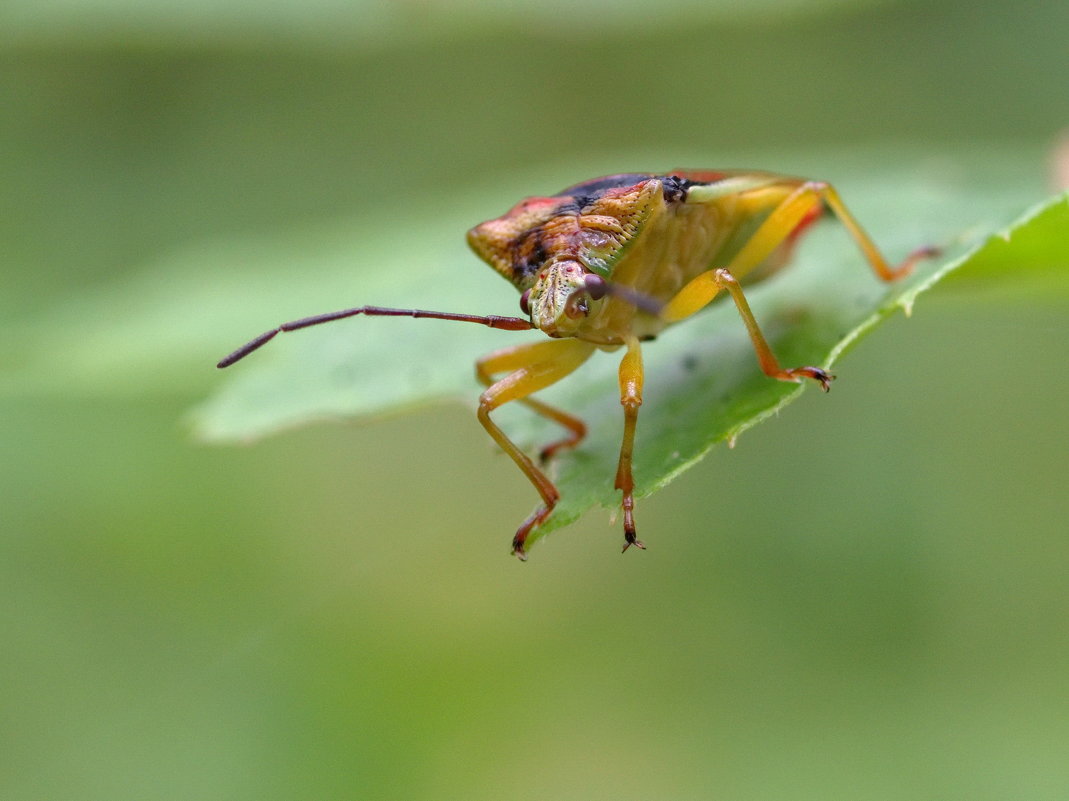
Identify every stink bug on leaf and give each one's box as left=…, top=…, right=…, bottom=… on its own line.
left=218, top=170, right=937, bottom=559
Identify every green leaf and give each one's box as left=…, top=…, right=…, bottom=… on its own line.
left=7, top=149, right=1067, bottom=552
left=520, top=190, right=1069, bottom=548
left=0, top=0, right=891, bottom=49
left=185, top=162, right=1067, bottom=551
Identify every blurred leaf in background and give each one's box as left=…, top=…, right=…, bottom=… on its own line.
left=2, top=0, right=1069, bottom=799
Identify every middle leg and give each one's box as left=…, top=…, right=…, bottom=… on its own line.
left=615, top=335, right=646, bottom=553
left=662, top=267, right=833, bottom=391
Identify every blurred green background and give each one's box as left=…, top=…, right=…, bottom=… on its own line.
left=3, top=0, right=1069, bottom=799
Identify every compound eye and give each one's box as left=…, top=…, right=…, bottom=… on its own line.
left=519, top=289, right=532, bottom=316
left=583, top=273, right=608, bottom=300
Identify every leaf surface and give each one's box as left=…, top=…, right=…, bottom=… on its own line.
left=7, top=150, right=1067, bottom=550
left=186, top=158, right=1068, bottom=549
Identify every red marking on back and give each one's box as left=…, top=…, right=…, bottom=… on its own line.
left=667, top=169, right=729, bottom=184
left=510, top=196, right=567, bottom=215
left=789, top=204, right=823, bottom=245
left=770, top=203, right=824, bottom=269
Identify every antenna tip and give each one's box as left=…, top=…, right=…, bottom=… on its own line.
left=216, top=328, right=280, bottom=368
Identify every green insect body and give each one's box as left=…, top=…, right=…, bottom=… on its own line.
left=219, top=170, right=935, bottom=559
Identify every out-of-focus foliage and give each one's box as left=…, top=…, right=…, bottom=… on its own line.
left=1, top=0, right=889, bottom=45
left=2, top=0, right=1069, bottom=798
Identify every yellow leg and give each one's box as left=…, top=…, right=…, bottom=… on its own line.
left=664, top=266, right=834, bottom=390
left=729, top=179, right=936, bottom=283
left=477, top=338, right=595, bottom=558
left=668, top=179, right=939, bottom=324
left=477, top=341, right=589, bottom=463
left=615, top=335, right=646, bottom=552
left=661, top=177, right=936, bottom=387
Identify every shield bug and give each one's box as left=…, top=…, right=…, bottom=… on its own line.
left=218, top=170, right=936, bottom=559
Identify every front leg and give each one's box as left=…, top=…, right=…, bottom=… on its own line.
left=615, top=335, right=646, bottom=553
left=477, top=341, right=589, bottom=464
left=476, top=338, right=595, bottom=559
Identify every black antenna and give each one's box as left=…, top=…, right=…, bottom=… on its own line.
left=217, top=305, right=533, bottom=369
